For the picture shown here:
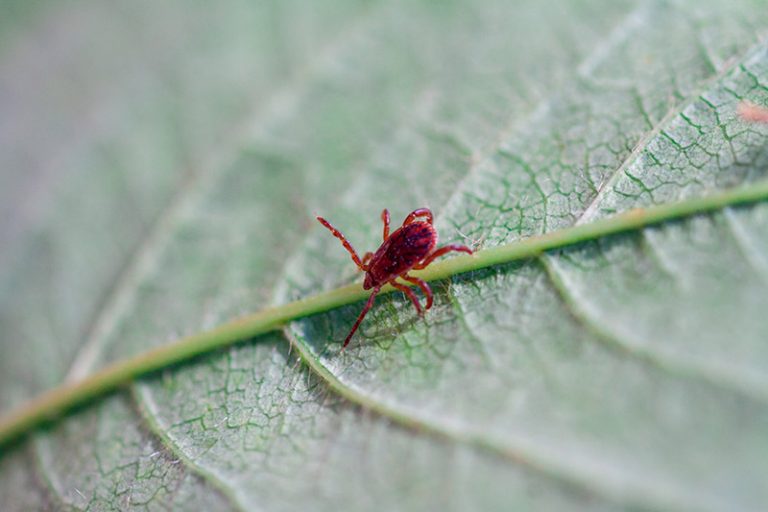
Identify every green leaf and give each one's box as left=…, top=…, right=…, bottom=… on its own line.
left=2, top=0, right=768, bottom=510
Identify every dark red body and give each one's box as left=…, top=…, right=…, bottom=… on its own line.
left=316, top=207, right=472, bottom=349
left=363, top=222, right=437, bottom=289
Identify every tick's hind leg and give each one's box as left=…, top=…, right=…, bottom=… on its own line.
left=316, top=216, right=367, bottom=271
left=403, top=208, right=433, bottom=226
left=391, top=281, right=423, bottom=316
left=343, top=287, right=381, bottom=348
left=414, top=244, right=473, bottom=269
left=401, top=274, right=433, bottom=310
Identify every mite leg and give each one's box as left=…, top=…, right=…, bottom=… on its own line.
left=401, top=274, right=433, bottom=310
left=402, top=208, right=433, bottom=226
left=413, top=244, right=473, bottom=269
left=362, top=251, right=374, bottom=266
left=391, top=280, right=423, bottom=316
left=381, top=209, right=391, bottom=240
left=317, top=216, right=367, bottom=271
left=343, top=287, right=380, bottom=348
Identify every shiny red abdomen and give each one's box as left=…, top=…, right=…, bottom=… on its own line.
left=363, top=221, right=437, bottom=289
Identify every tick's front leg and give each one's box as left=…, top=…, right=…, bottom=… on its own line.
left=402, top=208, right=433, bottom=226
left=381, top=209, right=390, bottom=241
left=317, top=216, right=367, bottom=271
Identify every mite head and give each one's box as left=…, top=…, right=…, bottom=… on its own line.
left=363, top=271, right=375, bottom=290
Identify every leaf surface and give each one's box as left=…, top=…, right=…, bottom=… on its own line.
left=2, top=1, right=768, bottom=510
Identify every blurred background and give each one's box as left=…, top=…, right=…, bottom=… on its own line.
left=2, top=0, right=623, bottom=402
left=2, top=1, right=768, bottom=510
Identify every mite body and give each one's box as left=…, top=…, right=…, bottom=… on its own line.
left=317, top=208, right=472, bottom=348
left=363, top=220, right=437, bottom=289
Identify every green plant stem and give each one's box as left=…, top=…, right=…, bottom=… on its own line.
left=2, top=180, right=768, bottom=451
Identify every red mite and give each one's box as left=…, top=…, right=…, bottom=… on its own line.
left=317, top=208, right=473, bottom=348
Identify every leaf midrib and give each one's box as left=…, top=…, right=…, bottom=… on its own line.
left=538, top=37, right=768, bottom=400
left=1, top=181, right=764, bottom=452
left=3, top=7, right=766, bottom=511
left=280, top=33, right=768, bottom=512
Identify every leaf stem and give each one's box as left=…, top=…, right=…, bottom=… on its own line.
left=2, top=180, right=768, bottom=450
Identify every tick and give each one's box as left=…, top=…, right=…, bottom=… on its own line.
left=317, top=208, right=473, bottom=348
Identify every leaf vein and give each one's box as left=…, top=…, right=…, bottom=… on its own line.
left=539, top=243, right=768, bottom=403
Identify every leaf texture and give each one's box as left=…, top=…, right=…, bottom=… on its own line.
left=2, top=0, right=768, bottom=510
